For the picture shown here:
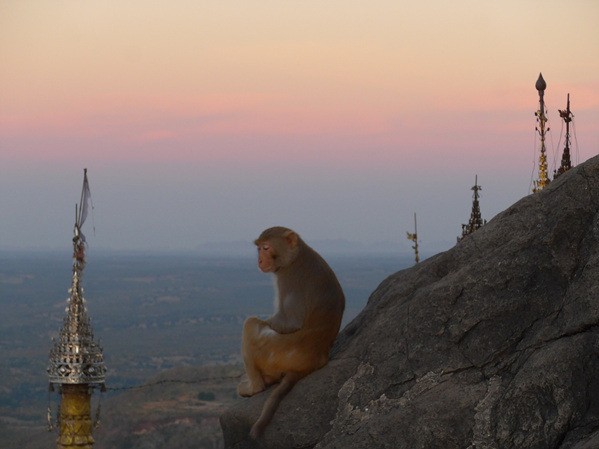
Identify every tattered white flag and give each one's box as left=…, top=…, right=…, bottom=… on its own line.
left=78, top=168, right=92, bottom=228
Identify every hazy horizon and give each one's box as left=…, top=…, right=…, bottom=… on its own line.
left=0, top=236, right=439, bottom=259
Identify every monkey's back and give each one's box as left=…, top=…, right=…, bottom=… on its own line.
left=288, top=243, right=345, bottom=353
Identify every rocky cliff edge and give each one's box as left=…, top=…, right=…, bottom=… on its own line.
left=221, top=155, right=599, bottom=449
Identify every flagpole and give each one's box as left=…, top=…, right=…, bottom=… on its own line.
left=77, top=168, right=88, bottom=227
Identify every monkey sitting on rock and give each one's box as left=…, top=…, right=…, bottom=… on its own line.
left=238, top=226, right=345, bottom=439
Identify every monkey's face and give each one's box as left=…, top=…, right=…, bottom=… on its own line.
left=255, top=229, right=299, bottom=273
left=257, top=241, right=277, bottom=273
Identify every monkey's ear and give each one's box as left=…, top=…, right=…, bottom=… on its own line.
left=284, top=230, right=298, bottom=249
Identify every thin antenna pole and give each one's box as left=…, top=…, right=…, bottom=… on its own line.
left=414, top=213, right=419, bottom=264
left=414, top=213, right=417, bottom=236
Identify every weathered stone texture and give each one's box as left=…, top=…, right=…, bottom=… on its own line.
left=221, top=155, right=599, bottom=449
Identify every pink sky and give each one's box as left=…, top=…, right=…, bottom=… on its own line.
left=1, top=1, right=598, bottom=252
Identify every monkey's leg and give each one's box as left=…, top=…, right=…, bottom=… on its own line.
left=238, top=317, right=268, bottom=397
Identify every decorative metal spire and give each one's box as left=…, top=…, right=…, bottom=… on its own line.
left=406, top=213, right=419, bottom=264
left=458, top=175, right=486, bottom=242
left=554, top=93, right=574, bottom=178
left=48, top=169, right=105, bottom=386
left=533, top=73, right=550, bottom=192
left=47, top=170, right=105, bottom=449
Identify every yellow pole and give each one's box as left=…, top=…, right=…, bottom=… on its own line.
left=57, top=384, right=94, bottom=449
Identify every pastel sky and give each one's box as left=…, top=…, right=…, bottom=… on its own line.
left=1, top=1, right=598, bottom=254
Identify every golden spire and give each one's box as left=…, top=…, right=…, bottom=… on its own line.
left=533, top=73, right=550, bottom=192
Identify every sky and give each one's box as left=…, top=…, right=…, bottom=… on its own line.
left=1, top=1, right=598, bottom=255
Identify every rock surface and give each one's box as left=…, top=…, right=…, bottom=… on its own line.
left=220, top=155, right=599, bottom=449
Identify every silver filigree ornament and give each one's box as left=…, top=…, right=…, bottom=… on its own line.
left=47, top=187, right=106, bottom=387
left=47, top=257, right=106, bottom=385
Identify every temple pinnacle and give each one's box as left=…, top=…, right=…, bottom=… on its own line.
left=535, top=72, right=546, bottom=92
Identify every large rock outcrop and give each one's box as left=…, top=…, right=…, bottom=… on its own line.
left=221, top=155, right=599, bottom=449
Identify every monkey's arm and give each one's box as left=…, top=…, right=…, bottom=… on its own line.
left=266, top=313, right=302, bottom=334
left=266, top=283, right=306, bottom=334
left=266, top=293, right=304, bottom=334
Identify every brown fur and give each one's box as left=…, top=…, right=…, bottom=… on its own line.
left=238, top=227, right=345, bottom=438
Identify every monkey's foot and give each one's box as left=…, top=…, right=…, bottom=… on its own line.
left=237, top=379, right=265, bottom=397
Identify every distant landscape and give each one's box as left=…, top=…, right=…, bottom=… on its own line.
left=0, top=250, right=414, bottom=448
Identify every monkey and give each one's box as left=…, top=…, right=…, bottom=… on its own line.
left=238, top=226, right=345, bottom=439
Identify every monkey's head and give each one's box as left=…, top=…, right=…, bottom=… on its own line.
left=254, top=227, right=300, bottom=273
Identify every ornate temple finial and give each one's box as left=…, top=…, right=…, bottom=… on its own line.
left=406, top=212, right=420, bottom=264
left=554, top=93, right=574, bottom=178
left=535, top=72, right=546, bottom=91
left=458, top=175, right=486, bottom=242
left=47, top=169, right=105, bottom=449
left=48, top=169, right=105, bottom=386
left=533, top=73, right=550, bottom=193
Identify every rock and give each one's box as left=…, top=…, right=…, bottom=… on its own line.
left=220, top=155, right=599, bottom=449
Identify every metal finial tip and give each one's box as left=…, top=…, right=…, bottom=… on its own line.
left=536, top=73, right=546, bottom=91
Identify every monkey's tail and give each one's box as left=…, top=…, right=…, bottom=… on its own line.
left=250, top=372, right=301, bottom=439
